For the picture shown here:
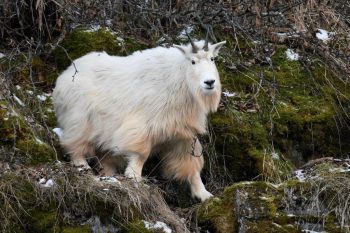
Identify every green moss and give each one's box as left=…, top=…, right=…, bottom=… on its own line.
left=244, top=220, right=300, bottom=233
left=0, top=92, right=57, bottom=165
left=324, top=215, right=345, bottom=233
left=197, top=196, right=236, bottom=233
left=0, top=105, right=19, bottom=143
left=52, top=28, right=147, bottom=71
left=29, top=210, right=58, bottom=233
left=62, top=225, right=90, bottom=233
left=16, top=137, right=56, bottom=165
left=197, top=180, right=344, bottom=233
left=210, top=42, right=349, bottom=182
left=198, top=181, right=283, bottom=233
left=126, top=221, right=153, bottom=233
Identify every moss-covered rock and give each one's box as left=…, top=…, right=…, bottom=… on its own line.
left=207, top=41, right=350, bottom=184
left=199, top=157, right=350, bottom=232
left=197, top=181, right=293, bottom=233
left=0, top=96, right=57, bottom=165
left=197, top=177, right=347, bottom=233
left=52, top=28, right=147, bottom=71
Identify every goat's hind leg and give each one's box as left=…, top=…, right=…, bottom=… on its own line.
left=99, top=152, right=125, bottom=176
left=66, top=142, right=94, bottom=170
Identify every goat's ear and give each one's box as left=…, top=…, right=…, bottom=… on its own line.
left=173, top=45, right=187, bottom=55
left=211, top=41, right=226, bottom=56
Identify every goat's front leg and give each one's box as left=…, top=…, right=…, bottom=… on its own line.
left=187, top=138, right=213, bottom=201
left=189, top=171, right=213, bottom=202
left=162, top=137, right=213, bottom=202
left=124, top=153, right=147, bottom=182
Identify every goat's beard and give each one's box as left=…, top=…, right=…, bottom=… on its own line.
left=194, top=85, right=221, bottom=114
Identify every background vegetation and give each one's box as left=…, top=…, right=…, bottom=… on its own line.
left=0, top=0, right=349, bottom=232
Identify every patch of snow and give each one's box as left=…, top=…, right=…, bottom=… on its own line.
left=316, top=29, right=334, bottom=42
left=39, top=178, right=46, bottom=184
left=223, top=91, right=237, bottom=97
left=105, top=19, right=113, bottom=26
left=0, top=52, right=5, bottom=59
left=85, top=25, right=102, bottom=33
left=286, top=49, right=299, bottom=61
left=294, top=169, right=306, bottom=182
left=53, top=128, right=63, bottom=139
left=40, top=179, right=54, bottom=188
left=26, top=90, right=33, bottom=95
left=116, top=37, right=124, bottom=42
left=302, top=230, right=327, bottom=233
left=116, top=36, right=124, bottom=46
left=13, top=95, right=25, bottom=106
left=266, top=57, right=272, bottom=64
left=16, top=85, right=21, bottom=90
left=270, top=183, right=282, bottom=188
left=157, top=37, right=166, bottom=44
left=142, top=221, right=172, bottom=233
left=259, top=196, right=270, bottom=201
left=178, top=26, right=194, bottom=39
left=240, top=181, right=254, bottom=185
left=35, top=137, right=44, bottom=145
left=102, top=188, right=109, bottom=191
left=276, top=32, right=288, bottom=37
left=279, top=101, right=288, bottom=106
left=271, top=152, right=280, bottom=160
left=272, top=222, right=282, bottom=228
left=329, top=167, right=350, bottom=173
left=37, top=95, right=47, bottom=101
left=97, top=176, right=121, bottom=184
left=275, top=32, right=300, bottom=38
left=246, top=109, right=257, bottom=113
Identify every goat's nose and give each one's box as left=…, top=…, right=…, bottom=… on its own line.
left=204, top=80, right=215, bottom=87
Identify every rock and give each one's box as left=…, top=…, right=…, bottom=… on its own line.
left=197, top=160, right=350, bottom=233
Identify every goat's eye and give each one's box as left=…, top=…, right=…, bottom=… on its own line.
left=191, top=60, right=196, bottom=65
left=210, top=57, right=214, bottom=61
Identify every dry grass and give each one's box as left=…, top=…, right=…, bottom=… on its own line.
left=283, top=160, right=350, bottom=232
left=0, top=164, right=188, bottom=232
left=306, top=162, right=350, bottom=231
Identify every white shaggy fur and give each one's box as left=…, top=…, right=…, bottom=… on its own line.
left=53, top=40, right=226, bottom=202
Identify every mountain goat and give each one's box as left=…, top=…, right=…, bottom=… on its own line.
left=53, top=36, right=226, bottom=202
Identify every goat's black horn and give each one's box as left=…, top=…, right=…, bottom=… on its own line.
left=186, top=31, right=198, bottom=53
left=203, top=27, right=209, bottom=51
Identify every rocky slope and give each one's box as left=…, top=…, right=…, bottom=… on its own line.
left=1, top=0, right=350, bottom=232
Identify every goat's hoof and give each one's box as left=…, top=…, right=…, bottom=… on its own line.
left=124, top=172, right=143, bottom=183
left=193, top=190, right=213, bottom=202
left=71, top=161, right=91, bottom=172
